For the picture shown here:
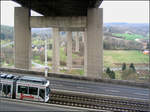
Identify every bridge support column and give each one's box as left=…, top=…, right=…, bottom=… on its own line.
left=84, top=29, right=87, bottom=76
left=82, top=32, right=84, bottom=43
left=75, top=32, right=80, bottom=52
left=84, top=8, right=103, bottom=78
left=14, top=7, right=31, bottom=70
left=52, top=28, right=60, bottom=73
left=0, top=40, right=1, bottom=67
left=67, top=31, right=72, bottom=70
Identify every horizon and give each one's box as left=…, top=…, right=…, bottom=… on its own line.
left=1, top=22, right=149, bottom=27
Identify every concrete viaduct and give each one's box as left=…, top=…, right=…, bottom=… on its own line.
left=12, top=0, right=103, bottom=78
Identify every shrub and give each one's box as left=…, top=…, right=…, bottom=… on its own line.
left=106, top=67, right=115, bottom=79
left=60, top=61, right=66, bottom=66
left=129, top=63, right=136, bottom=72
left=110, top=71, right=115, bottom=79
left=106, top=67, right=111, bottom=74
left=121, top=69, right=138, bottom=80
left=122, top=63, right=126, bottom=71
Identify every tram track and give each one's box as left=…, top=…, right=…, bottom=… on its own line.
left=0, top=89, right=149, bottom=111
left=0, top=71, right=149, bottom=111
left=49, top=89, right=150, bottom=112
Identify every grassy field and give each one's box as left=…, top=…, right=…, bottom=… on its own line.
left=103, top=50, right=149, bottom=67
left=33, top=49, right=148, bottom=68
left=32, top=49, right=148, bottom=73
left=112, top=33, right=148, bottom=40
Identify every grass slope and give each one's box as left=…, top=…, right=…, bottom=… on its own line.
left=112, top=33, right=148, bottom=40
left=103, top=50, right=149, bottom=67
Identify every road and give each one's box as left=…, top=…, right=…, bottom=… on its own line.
left=1, top=41, right=14, bottom=48
left=2, top=72, right=150, bottom=101
left=0, top=99, right=84, bottom=111
left=32, top=61, right=148, bottom=71
left=48, top=77, right=150, bottom=100
left=32, top=61, right=46, bottom=68
left=32, top=61, right=82, bottom=70
left=110, top=67, right=149, bottom=71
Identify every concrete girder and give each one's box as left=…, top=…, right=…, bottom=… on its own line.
left=59, top=27, right=85, bottom=32
left=30, top=16, right=86, bottom=28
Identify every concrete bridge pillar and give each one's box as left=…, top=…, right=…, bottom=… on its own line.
left=84, top=29, right=87, bottom=76
left=14, top=7, right=31, bottom=70
left=67, top=31, right=72, bottom=70
left=0, top=41, right=1, bottom=67
left=52, top=28, right=60, bottom=73
left=75, top=32, right=80, bottom=52
left=85, top=8, right=103, bottom=78
left=81, top=32, right=84, bottom=43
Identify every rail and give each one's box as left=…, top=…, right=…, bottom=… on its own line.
left=49, top=89, right=150, bottom=111
left=0, top=89, right=149, bottom=111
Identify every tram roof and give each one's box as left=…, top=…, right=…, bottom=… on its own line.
left=0, top=73, right=18, bottom=80
left=19, top=76, right=47, bottom=84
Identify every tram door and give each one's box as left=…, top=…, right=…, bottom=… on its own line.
left=2, top=84, right=11, bottom=97
left=0, top=83, right=2, bottom=96
left=39, top=89, right=45, bottom=101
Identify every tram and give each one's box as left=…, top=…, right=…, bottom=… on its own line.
left=0, top=73, right=51, bottom=102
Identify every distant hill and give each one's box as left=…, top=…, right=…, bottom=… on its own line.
left=104, top=22, right=149, bottom=37
left=103, top=36, right=144, bottom=50
left=103, top=22, right=149, bottom=50
left=0, top=25, right=67, bottom=40
left=1, top=22, right=149, bottom=41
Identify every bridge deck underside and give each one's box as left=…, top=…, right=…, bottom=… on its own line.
left=12, top=0, right=102, bottom=16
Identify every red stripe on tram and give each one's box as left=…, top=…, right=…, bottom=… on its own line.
left=20, top=93, right=34, bottom=100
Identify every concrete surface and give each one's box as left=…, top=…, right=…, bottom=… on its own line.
left=14, top=7, right=31, bottom=70
left=85, top=8, right=103, bottom=78
left=67, top=31, right=72, bottom=70
left=48, top=77, right=150, bottom=101
left=52, top=28, right=60, bottom=73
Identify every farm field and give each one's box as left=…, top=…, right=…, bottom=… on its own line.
left=32, top=49, right=148, bottom=69
left=112, top=33, right=148, bottom=40
left=103, top=50, right=149, bottom=68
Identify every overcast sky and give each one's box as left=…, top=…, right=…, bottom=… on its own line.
left=100, top=1, right=149, bottom=23
left=1, top=0, right=149, bottom=26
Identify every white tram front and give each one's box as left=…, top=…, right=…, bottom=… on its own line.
left=0, top=73, right=51, bottom=102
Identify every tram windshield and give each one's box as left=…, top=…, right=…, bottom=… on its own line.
left=46, top=87, right=50, bottom=96
left=0, top=83, right=2, bottom=91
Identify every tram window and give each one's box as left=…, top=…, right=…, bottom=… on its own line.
left=18, top=85, right=28, bottom=94
left=3, top=84, right=11, bottom=95
left=39, top=89, right=45, bottom=99
left=29, top=87, right=38, bottom=95
left=0, top=83, right=2, bottom=91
